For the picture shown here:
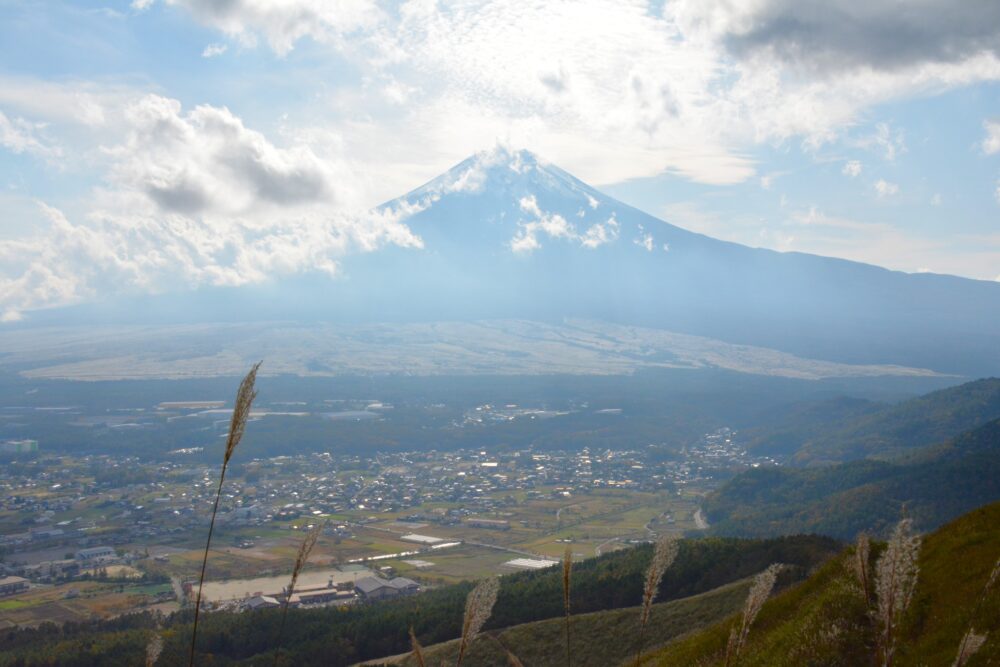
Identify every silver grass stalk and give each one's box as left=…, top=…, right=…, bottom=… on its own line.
left=854, top=533, right=873, bottom=606
left=274, top=521, right=324, bottom=665
left=952, top=630, right=987, bottom=667
left=563, top=546, right=573, bottom=667
left=455, top=576, right=500, bottom=667
left=409, top=627, right=426, bottom=667
left=188, top=361, right=261, bottom=667
left=146, top=633, right=163, bottom=667
left=874, top=518, right=921, bottom=667
left=634, top=535, right=680, bottom=666
left=724, top=563, right=781, bottom=667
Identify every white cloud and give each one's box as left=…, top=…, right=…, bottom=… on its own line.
left=0, top=76, right=133, bottom=128
left=635, top=233, right=654, bottom=251
left=145, top=0, right=383, bottom=55
left=995, top=180, right=1000, bottom=204
left=874, top=179, right=899, bottom=197
left=857, top=123, right=906, bottom=161
left=842, top=160, right=862, bottom=177
left=510, top=195, right=618, bottom=252
left=139, top=0, right=1000, bottom=189
left=0, top=111, right=61, bottom=160
left=983, top=119, right=1000, bottom=154
left=0, top=96, right=423, bottom=316
left=107, top=94, right=351, bottom=215
left=201, top=43, right=228, bottom=58
left=931, top=193, right=942, bottom=206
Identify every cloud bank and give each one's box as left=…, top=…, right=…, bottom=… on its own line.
left=0, top=95, right=422, bottom=321
left=4, top=0, right=1000, bottom=316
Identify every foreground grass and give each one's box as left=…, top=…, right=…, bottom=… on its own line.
left=368, top=580, right=750, bottom=667
left=644, top=501, right=1000, bottom=666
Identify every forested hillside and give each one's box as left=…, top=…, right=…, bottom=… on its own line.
left=705, top=418, right=1000, bottom=539
left=742, top=377, right=1000, bottom=465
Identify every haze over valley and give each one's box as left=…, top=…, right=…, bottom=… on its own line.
left=2, top=1, right=1000, bottom=665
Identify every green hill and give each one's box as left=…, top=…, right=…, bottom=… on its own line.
left=704, top=418, right=1000, bottom=539
left=645, top=500, right=1000, bottom=666
left=741, top=377, right=1000, bottom=465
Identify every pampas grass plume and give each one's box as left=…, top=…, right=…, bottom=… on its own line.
left=146, top=633, right=163, bottom=667
left=875, top=519, right=921, bottom=667
left=725, top=563, right=781, bottom=666
left=456, top=576, right=500, bottom=667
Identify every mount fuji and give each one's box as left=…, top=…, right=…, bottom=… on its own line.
left=6, top=147, right=1000, bottom=379
left=337, top=147, right=1000, bottom=376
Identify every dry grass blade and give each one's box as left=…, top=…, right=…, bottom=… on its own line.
left=984, top=556, right=1000, bottom=593
left=563, top=545, right=573, bottom=667
left=188, top=361, right=261, bottom=667
left=456, top=576, right=500, bottom=667
left=146, top=633, right=163, bottom=667
left=875, top=519, right=921, bottom=667
left=952, top=555, right=1000, bottom=667
left=952, top=629, right=987, bottom=667
left=724, top=563, right=781, bottom=667
left=410, top=627, right=426, bottom=667
left=274, top=521, right=325, bottom=665
left=854, top=533, right=872, bottom=606
left=488, top=634, right=525, bottom=667
left=633, top=535, right=680, bottom=666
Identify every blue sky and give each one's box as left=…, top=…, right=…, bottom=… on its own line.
left=0, top=0, right=999, bottom=321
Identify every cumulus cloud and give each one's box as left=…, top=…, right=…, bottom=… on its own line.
left=874, top=179, right=900, bottom=197
left=842, top=160, right=862, bottom=177
left=0, top=96, right=422, bottom=317
left=983, top=119, right=1000, bottom=154
left=107, top=95, right=348, bottom=215
left=675, top=0, right=1000, bottom=75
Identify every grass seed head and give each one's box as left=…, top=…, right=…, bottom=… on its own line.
left=146, top=633, right=163, bottom=667
left=641, top=535, right=679, bottom=626
left=953, top=630, right=987, bottom=667
left=224, top=361, right=261, bottom=464
left=462, top=576, right=500, bottom=647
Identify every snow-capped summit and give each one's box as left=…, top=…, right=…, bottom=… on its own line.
left=381, top=146, right=690, bottom=259
left=345, top=147, right=1000, bottom=376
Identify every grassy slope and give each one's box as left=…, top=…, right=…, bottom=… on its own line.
left=704, top=418, right=1000, bottom=539
left=645, top=500, right=1000, bottom=666
left=366, top=580, right=751, bottom=667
